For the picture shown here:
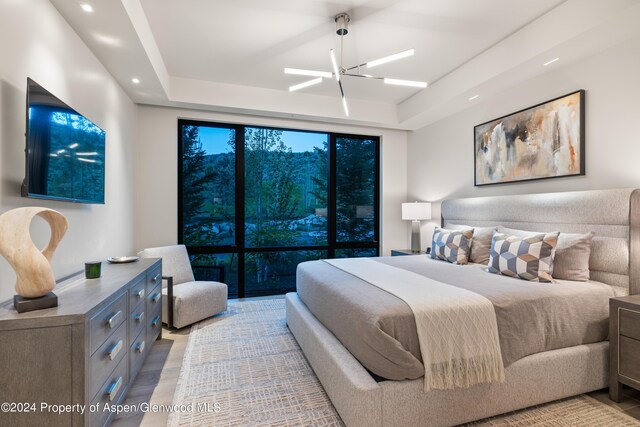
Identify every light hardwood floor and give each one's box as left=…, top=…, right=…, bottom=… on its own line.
left=111, top=326, right=191, bottom=427
left=111, top=294, right=640, bottom=426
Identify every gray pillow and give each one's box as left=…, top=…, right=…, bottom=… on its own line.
left=553, top=232, right=594, bottom=281
left=488, top=231, right=559, bottom=282
left=447, top=224, right=496, bottom=264
left=430, top=227, right=474, bottom=265
left=497, top=226, right=594, bottom=281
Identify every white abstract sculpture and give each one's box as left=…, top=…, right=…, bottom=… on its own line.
left=0, top=207, right=68, bottom=298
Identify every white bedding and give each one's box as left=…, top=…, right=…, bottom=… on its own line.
left=324, top=258, right=505, bottom=391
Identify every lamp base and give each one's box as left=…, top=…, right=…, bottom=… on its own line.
left=411, top=220, right=421, bottom=253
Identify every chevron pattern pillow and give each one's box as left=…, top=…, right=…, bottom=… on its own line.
left=488, top=232, right=559, bottom=282
left=430, top=228, right=474, bottom=264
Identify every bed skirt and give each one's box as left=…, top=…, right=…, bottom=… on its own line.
left=285, top=292, right=608, bottom=427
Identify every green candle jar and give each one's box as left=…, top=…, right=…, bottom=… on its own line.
left=85, top=261, right=102, bottom=279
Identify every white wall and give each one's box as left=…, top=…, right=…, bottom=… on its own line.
left=134, top=105, right=408, bottom=256
left=407, top=35, right=640, bottom=248
left=0, top=0, right=137, bottom=302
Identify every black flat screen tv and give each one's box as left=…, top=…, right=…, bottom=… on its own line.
left=22, top=78, right=105, bottom=204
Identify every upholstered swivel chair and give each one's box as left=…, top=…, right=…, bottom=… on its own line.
left=138, top=244, right=227, bottom=329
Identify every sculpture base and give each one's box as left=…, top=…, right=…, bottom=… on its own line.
left=13, top=292, right=58, bottom=313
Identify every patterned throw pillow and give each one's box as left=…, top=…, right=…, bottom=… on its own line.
left=488, top=232, right=559, bottom=282
left=430, top=228, right=474, bottom=264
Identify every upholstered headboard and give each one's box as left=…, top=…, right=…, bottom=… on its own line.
left=441, top=188, right=640, bottom=295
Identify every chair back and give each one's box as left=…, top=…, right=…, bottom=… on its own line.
left=138, top=244, right=195, bottom=285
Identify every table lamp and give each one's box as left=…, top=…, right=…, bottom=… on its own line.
left=402, top=202, right=432, bottom=253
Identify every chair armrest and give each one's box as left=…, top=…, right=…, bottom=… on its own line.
left=162, top=276, right=174, bottom=328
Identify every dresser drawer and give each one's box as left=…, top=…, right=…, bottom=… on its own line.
left=129, top=275, right=147, bottom=311
left=129, top=304, right=146, bottom=347
left=620, top=308, right=640, bottom=341
left=620, top=335, right=640, bottom=382
left=148, top=305, right=162, bottom=343
left=89, top=292, right=127, bottom=355
left=147, top=281, right=162, bottom=343
left=129, top=330, right=147, bottom=380
left=147, top=266, right=162, bottom=289
left=147, top=283, right=162, bottom=315
left=90, top=321, right=127, bottom=400
left=91, top=357, right=128, bottom=427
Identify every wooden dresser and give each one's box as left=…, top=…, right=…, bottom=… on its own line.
left=609, top=295, right=640, bottom=402
left=0, top=258, right=162, bottom=427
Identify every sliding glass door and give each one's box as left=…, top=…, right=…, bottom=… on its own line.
left=179, top=120, right=379, bottom=298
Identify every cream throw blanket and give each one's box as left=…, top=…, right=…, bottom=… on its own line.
left=324, top=258, right=505, bottom=391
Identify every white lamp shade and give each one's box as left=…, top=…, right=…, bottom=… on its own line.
left=402, top=202, right=431, bottom=220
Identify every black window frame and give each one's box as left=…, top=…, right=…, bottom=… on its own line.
left=178, top=119, right=380, bottom=298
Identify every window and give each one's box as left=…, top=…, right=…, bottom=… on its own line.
left=178, top=120, right=379, bottom=298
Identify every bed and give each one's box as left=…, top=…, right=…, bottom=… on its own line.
left=285, top=188, right=640, bottom=427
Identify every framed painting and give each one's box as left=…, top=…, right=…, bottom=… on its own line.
left=474, top=90, right=585, bottom=186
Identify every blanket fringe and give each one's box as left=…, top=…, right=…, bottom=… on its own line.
left=425, top=354, right=505, bottom=391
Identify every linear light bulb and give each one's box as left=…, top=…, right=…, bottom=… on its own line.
left=342, top=97, right=349, bottom=117
left=330, top=50, right=340, bottom=82
left=77, top=158, right=97, bottom=163
left=366, top=49, right=414, bottom=69
left=284, top=68, right=332, bottom=78
left=289, top=78, right=323, bottom=92
left=383, top=78, right=427, bottom=88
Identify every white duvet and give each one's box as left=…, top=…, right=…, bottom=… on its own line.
left=325, top=257, right=505, bottom=391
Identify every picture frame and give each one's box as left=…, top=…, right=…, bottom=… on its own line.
left=474, top=90, right=585, bottom=186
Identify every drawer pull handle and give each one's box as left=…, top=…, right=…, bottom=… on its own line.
left=107, top=311, right=123, bottom=329
left=151, top=293, right=161, bottom=303
left=151, top=315, right=161, bottom=328
left=137, top=340, right=146, bottom=353
left=107, top=339, right=123, bottom=360
left=152, top=273, right=161, bottom=283
left=134, top=312, right=145, bottom=322
left=136, top=289, right=145, bottom=299
left=106, top=376, right=123, bottom=402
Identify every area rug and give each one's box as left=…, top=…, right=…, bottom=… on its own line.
left=465, top=394, right=640, bottom=426
left=168, top=298, right=640, bottom=427
left=167, top=299, right=343, bottom=426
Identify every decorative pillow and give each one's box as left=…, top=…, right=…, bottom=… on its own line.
left=497, top=227, right=593, bottom=281
left=430, top=228, right=474, bottom=265
left=552, top=232, right=594, bottom=281
left=488, top=232, right=559, bottom=282
left=447, top=224, right=497, bottom=264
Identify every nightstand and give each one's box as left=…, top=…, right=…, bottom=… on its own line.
left=391, top=249, right=427, bottom=256
left=609, top=295, right=640, bottom=402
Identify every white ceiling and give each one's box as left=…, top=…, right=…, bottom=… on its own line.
left=138, top=0, right=563, bottom=103
left=49, top=0, right=640, bottom=129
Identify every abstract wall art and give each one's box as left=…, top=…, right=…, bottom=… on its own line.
left=474, top=90, right=585, bottom=186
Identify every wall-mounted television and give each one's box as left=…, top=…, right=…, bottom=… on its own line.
left=22, top=78, right=105, bottom=204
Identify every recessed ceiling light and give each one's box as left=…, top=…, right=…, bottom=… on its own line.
left=81, top=4, right=94, bottom=13
left=131, top=78, right=140, bottom=84
left=543, top=57, right=560, bottom=66
left=468, top=95, right=479, bottom=101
